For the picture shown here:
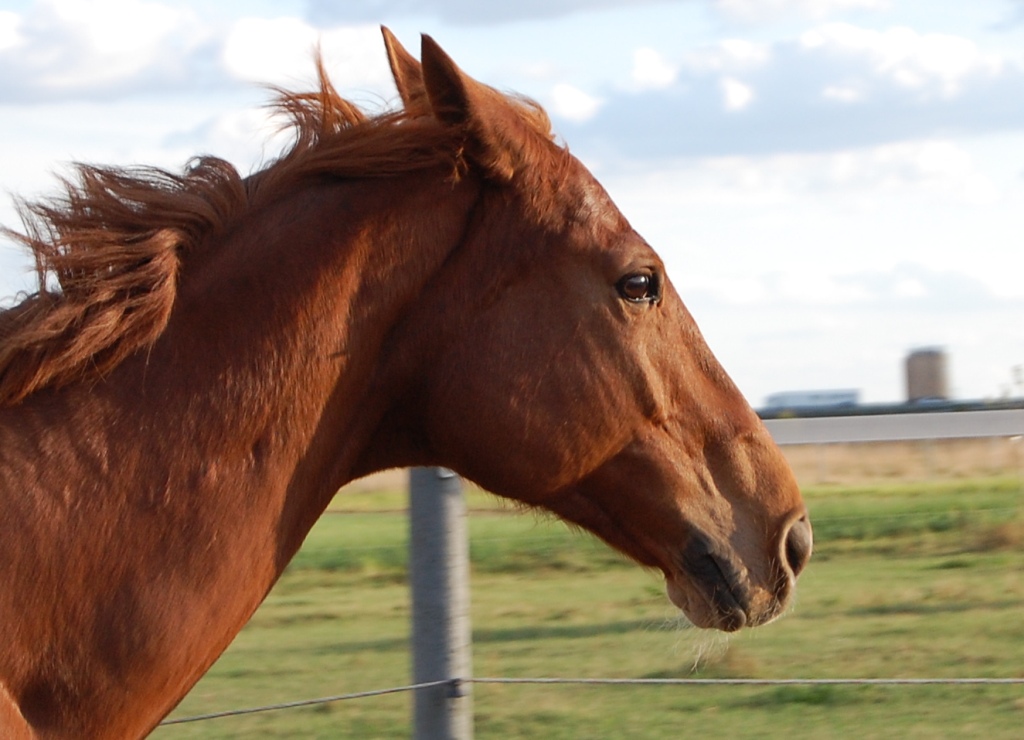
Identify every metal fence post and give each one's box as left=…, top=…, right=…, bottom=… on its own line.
left=409, top=467, right=473, bottom=740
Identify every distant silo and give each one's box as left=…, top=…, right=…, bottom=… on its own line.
left=905, top=348, right=949, bottom=402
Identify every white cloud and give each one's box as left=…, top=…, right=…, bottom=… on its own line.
left=715, top=0, right=888, bottom=24
left=675, top=264, right=1021, bottom=404
left=631, top=47, right=676, bottom=90
left=222, top=18, right=393, bottom=94
left=0, top=10, right=23, bottom=51
left=39, top=0, right=192, bottom=58
left=822, top=83, right=865, bottom=102
left=222, top=17, right=320, bottom=85
left=819, top=140, right=999, bottom=203
left=800, top=23, right=1003, bottom=98
left=720, top=77, right=754, bottom=110
left=598, top=140, right=1018, bottom=309
left=572, top=21, right=1024, bottom=159
left=549, top=83, right=603, bottom=122
left=0, top=4, right=392, bottom=103
left=733, top=140, right=994, bottom=203
left=166, top=106, right=297, bottom=173
left=685, top=38, right=771, bottom=73
left=517, top=60, right=560, bottom=82
left=777, top=272, right=874, bottom=305
left=306, top=0, right=667, bottom=25
left=0, top=0, right=212, bottom=99
left=683, top=275, right=768, bottom=305
left=893, top=277, right=926, bottom=299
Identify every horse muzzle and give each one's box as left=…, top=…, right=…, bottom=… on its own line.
left=666, top=513, right=813, bottom=632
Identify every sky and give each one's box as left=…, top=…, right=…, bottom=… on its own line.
left=1, top=0, right=1022, bottom=406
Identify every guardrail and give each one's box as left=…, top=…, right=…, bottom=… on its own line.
left=763, top=408, right=1024, bottom=445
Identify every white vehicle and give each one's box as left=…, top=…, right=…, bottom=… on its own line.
left=764, top=389, right=860, bottom=410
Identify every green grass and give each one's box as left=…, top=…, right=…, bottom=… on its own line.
left=158, top=480, right=1024, bottom=738
left=803, top=478, right=1022, bottom=550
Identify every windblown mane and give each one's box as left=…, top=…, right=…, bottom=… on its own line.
left=0, top=60, right=556, bottom=407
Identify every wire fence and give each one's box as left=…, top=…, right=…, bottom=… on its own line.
left=160, top=492, right=1024, bottom=730
left=161, top=676, right=1024, bottom=726
left=160, top=680, right=453, bottom=725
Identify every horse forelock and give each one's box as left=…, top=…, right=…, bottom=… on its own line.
left=0, top=57, right=564, bottom=407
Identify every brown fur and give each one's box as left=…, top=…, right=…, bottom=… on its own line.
left=0, top=30, right=809, bottom=738
left=0, top=51, right=563, bottom=407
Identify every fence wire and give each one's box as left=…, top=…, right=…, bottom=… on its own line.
left=161, top=675, right=1024, bottom=726
left=162, top=501, right=1023, bottom=728
left=159, top=680, right=453, bottom=725
left=471, top=676, right=1024, bottom=687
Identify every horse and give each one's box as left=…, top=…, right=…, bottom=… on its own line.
left=0, top=29, right=811, bottom=738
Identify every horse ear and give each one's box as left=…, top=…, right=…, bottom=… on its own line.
left=420, top=34, right=473, bottom=127
left=381, top=27, right=428, bottom=115
left=420, top=34, right=517, bottom=180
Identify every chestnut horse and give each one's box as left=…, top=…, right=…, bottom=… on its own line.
left=0, top=30, right=811, bottom=738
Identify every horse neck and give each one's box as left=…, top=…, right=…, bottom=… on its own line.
left=154, top=169, right=482, bottom=567
left=0, top=169, right=479, bottom=737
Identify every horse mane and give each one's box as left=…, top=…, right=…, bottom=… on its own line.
left=0, top=58, right=557, bottom=407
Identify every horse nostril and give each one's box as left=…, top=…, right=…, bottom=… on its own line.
left=783, top=514, right=813, bottom=578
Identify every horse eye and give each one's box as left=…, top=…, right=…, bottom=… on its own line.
left=618, top=273, right=658, bottom=303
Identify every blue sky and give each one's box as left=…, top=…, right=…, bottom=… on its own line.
left=1, top=0, right=1022, bottom=405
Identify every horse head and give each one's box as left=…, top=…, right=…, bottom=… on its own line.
left=376, top=31, right=811, bottom=632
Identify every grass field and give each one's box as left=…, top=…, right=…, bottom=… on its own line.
left=158, top=476, right=1024, bottom=738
